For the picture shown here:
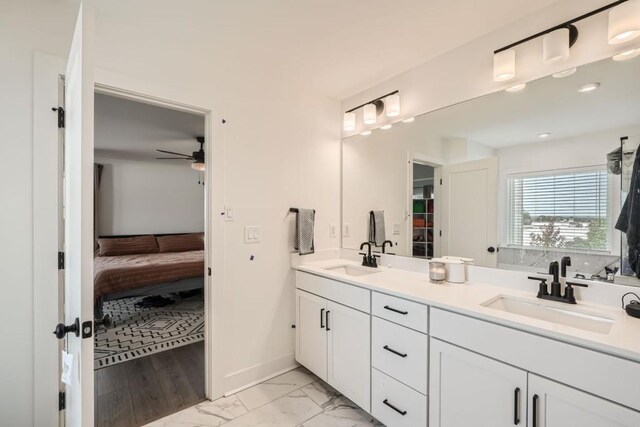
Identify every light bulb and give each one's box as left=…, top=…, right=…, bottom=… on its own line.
left=343, top=112, right=356, bottom=131
left=608, top=0, right=640, bottom=45
left=363, top=104, right=377, bottom=125
left=543, top=28, right=570, bottom=63
left=385, top=94, right=400, bottom=117
left=493, top=49, right=516, bottom=82
left=191, top=162, right=205, bottom=171
left=578, top=83, right=600, bottom=93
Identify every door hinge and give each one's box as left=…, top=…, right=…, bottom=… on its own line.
left=58, top=252, right=65, bottom=270
left=207, top=267, right=211, bottom=276
left=52, top=107, right=65, bottom=128
left=59, top=391, right=65, bottom=411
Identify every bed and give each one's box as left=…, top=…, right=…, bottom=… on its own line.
left=94, top=233, right=205, bottom=319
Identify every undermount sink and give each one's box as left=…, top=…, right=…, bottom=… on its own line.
left=324, top=265, right=380, bottom=277
left=481, top=295, right=614, bottom=334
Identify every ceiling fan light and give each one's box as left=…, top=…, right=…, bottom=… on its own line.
left=608, top=0, right=640, bottom=45
left=493, top=49, right=516, bottom=82
left=191, top=161, right=205, bottom=171
left=543, top=28, right=570, bottom=63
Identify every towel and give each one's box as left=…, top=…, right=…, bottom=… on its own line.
left=294, top=208, right=315, bottom=255
left=369, top=210, right=385, bottom=247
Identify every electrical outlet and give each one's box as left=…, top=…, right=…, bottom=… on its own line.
left=225, top=206, right=234, bottom=221
left=329, top=224, right=337, bottom=238
left=244, top=226, right=261, bottom=243
left=343, top=223, right=351, bottom=238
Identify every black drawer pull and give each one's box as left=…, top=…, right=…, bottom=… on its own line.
left=514, top=387, right=520, bottom=425
left=384, top=305, right=408, bottom=315
left=320, top=308, right=325, bottom=329
left=383, top=345, right=407, bottom=358
left=532, top=394, right=539, bottom=427
left=383, top=399, right=407, bottom=416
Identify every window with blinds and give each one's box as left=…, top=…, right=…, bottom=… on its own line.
left=507, top=168, right=609, bottom=251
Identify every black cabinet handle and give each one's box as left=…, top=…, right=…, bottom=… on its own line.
left=532, top=394, right=539, bottom=427
left=383, top=345, right=407, bottom=358
left=513, top=387, right=520, bottom=425
left=383, top=399, right=407, bottom=416
left=326, top=310, right=330, bottom=331
left=488, top=246, right=496, bottom=253
left=320, top=308, right=325, bottom=329
left=384, top=305, right=408, bottom=315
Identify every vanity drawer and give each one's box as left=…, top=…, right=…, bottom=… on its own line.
left=372, top=316, right=428, bottom=394
left=372, top=368, right=427, bottom=427
left=295, top=271, right=370, bottom=313
left=372, top=292, right=428, bottom=333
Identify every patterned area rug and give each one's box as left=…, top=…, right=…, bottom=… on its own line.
left=94, top=293, right=204, bottom=369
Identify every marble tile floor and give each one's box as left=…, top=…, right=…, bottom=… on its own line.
left=144, top=367, right=384, bottom=427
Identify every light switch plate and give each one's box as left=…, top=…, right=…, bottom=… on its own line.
left=393, top=223, right=400, bottom=235
left=329, top=224, right=337, bottom=238
left=225, top=206, right=234, bottom=221
left=244, top=226, right=261, bottom=243
left=343, top=223, right=351, bottom=238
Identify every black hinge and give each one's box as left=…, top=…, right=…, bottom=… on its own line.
left=207, top=267, right=212, bottom=276
left=52, top=107, right=65, bottom=128
left=58, top=252, right=65, bottom=270
left=59, top=391, right=65, bottom=410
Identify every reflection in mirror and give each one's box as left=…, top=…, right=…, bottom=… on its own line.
left=342, top=57, right=640, bottom=284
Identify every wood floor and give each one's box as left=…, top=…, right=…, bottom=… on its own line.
left=95, top=341, right=205, bottom=427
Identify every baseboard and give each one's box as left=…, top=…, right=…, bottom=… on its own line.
left=223, top=353, right=299, bottom=396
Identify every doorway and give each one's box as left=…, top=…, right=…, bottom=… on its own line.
left=92, top=93, right=207, bottom=425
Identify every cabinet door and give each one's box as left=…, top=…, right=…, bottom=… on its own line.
left=327, top=300, right=371, bottom=412
left=429, top=338, right=526, bottom=427
left=296, top=290, right=328, bottom=381
left=528, top=374, right=640, bottom=427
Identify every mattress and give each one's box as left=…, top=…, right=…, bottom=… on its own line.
left=94, top=250, right=204, bottom=299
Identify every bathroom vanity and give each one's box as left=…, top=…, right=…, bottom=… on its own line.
left=294, top=257, right=640, bottom=427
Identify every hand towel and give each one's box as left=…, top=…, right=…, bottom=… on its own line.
left=369, top=210, right=386, bottom=247
left=295, top=208, right=315, bottom=255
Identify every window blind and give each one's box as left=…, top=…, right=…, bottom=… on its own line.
left=508, top=168, right=608, bottom=251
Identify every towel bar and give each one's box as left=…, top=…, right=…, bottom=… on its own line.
left=290, top=208, right=316, bottom=213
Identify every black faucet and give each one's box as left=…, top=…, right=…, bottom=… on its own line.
left=359, top=242, right=379, bottom=268
left=382, top=240, right=394, bottom=254
left=528, top=258, right=588, bottom=304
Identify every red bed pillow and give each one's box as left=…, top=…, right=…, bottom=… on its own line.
left=98, top=235, right=159, bottom=256
left=156, top=233, right=204, bottom=253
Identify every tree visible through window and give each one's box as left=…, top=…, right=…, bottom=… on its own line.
left=508, top=169, right=608, bottom=251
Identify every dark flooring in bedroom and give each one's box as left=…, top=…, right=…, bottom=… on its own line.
left=95, top=341, right=205, bottom=427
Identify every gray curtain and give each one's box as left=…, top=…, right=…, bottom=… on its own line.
left=94, top=163, right=104, bottom=250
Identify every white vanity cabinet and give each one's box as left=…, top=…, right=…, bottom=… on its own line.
left=295, top=272, right=371, bottom=412
left=429, top=338, right=527, bottom=427
left=528, top=374, right=640, bottom=427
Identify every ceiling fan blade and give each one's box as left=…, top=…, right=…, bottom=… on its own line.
left=156, top=149, right=191, bottom=157
left=156, top=157, right=193, bottom=160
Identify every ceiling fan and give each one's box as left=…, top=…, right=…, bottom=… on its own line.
left=156, top=136, right=205, bottom=171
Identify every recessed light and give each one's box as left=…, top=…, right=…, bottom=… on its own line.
left=538, top=132, right=551, bottom=138
left=613, top=48, right=640, bottom=61
left=578, top=82, right=601, bottom=93
left=552, top=68, right=577, bottom=78
left=505, top=83, right=526, bottom=93
left=381, top=124, right=392, bottom=130
left=361, top=130, right=372, bottom=136
left=402, top=117, right=415, bottom=123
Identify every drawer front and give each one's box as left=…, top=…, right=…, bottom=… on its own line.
left=372, top=292, right=428, bottom=333
left=296, top=271, right=370, bottom=313
left=372, top=317, right=428, bottom=394
left=372, top=368, right=427, bottom=427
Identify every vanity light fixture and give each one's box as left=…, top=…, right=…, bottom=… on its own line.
left=552, top=67, right=577, bottom=78
left=385, top=94, right=400, bottom=117
left=402, top=117, right=415, bottom=123
left=381, top=124, right=393, bottom=130
left=505, top=83, right=527, bottom=93
left=343, top=90, right=400, bottom=130
left=543, top=27, right=575, bottom=63
left=578, top=82, right=601, bottom=93
left=538, top=132, right=551, bottom=138
left=608, top=0, right=640, bottom=44
left=493, top=49, right=516, bottom=82
left=612, top=47, right=640, bottom=60
left=343, top=112, right=356, bottom=131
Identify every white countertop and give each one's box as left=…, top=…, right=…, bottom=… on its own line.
left=294, top=258, right=640, bottom=363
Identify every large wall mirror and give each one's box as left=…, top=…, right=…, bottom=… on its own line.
left=342, top=57, right=640, bottom=282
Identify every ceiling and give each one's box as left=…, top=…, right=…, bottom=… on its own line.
left=94, top=93, right=205, bottom=161
left=409, top=56, right=640, bottom=148
left=90, top=0, right=562, bottom=100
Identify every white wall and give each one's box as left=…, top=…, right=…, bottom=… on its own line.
left=95, top=158, right=205, bottom=235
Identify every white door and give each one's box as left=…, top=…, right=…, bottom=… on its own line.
left=429, top=339, right=526, bottom=427
left=60, top=1, right=95, bottom=426
left=528, top=374, right=640, bottom=427
left=327, top=300, right=371, bottom=412
left=295, top=290, right=328, bottom=381
left=441, top=157, right=498, bottom=267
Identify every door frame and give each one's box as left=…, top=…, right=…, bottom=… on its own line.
left=33, top=52, right=226, bottom=425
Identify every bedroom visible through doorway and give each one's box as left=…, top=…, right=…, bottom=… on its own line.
left=92, top=92, right=207, bottom=426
